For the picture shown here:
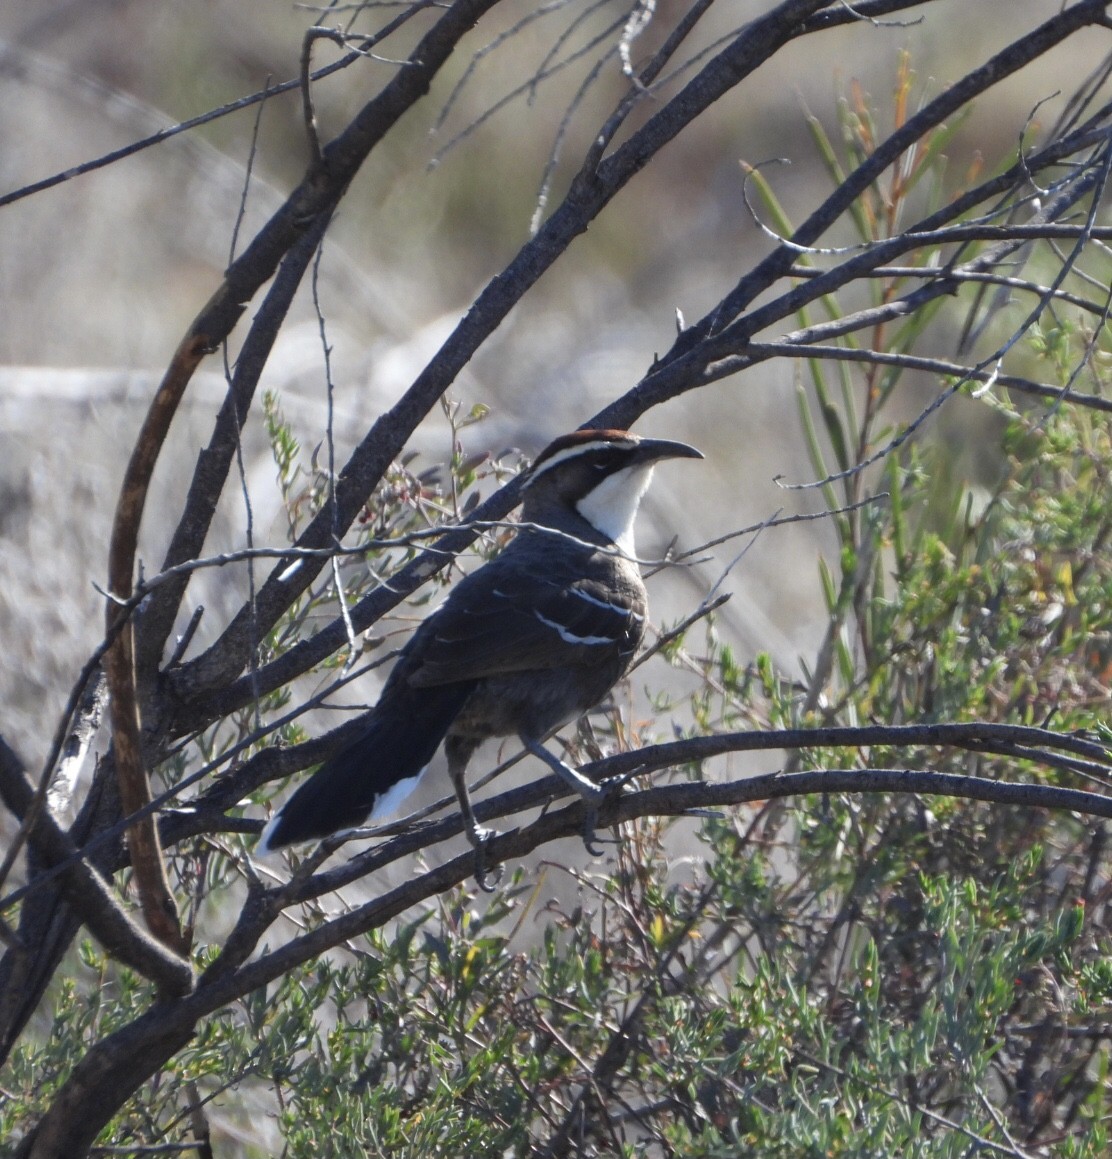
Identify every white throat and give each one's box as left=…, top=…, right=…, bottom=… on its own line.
left=575, top=463, right=654, bottom=554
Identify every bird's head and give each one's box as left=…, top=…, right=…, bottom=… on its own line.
left=522, top=429, right=703, bottom=552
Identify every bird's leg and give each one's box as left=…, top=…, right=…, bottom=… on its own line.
left=445, top=736, right=502, bottom=891
left=522, top=736, right=612, bottom=857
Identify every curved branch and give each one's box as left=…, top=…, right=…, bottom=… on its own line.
left=189, top=767, right=1112, bottom=992
left=102, top=0, right=506, bottom=963
left=104, top=339, right=198, bottom=955
left=134, top=209, right=334, bottom=681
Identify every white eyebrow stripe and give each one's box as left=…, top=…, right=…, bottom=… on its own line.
left=527, top=438, right=638, bottom=482
left=570, top=588, right=639, bottom=619
left=534, top=611, right=615, bottom=646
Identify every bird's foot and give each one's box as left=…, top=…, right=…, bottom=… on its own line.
left=520, top=737, right=637, bottom=857
left=580, top=799, right=607, bottom=857
left=466, top=824, right=504, bottom=892
left=581, top=771, right=659, bottom=854
left=576, top=781, right=622, bottom=857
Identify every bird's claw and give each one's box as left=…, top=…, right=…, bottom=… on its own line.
left=578, top=777, right=632, bottom=857
left=475, top=856, right=504, bottom=892
left=581, top=801, right=606, bottom=856
left=468, top=826, right=503, bottom=892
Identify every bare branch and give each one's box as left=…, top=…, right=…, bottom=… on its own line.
left=104, top=333, right=195, bottom=959
left=744, top=343, right=1112, bottom=413
left=604, top=1, right=1112, bottom=428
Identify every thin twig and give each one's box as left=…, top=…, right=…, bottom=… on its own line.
left=744, top=343, right=1112, bottom=414
left=301, top=26, right=348, bottom=162
left=228, top=83, right=270, bottom=733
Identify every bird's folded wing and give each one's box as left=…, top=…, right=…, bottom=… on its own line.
left=406, top=564, right=642, bottom=688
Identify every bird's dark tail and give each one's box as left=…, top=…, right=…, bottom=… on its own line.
left=258, top=680, right=475, bottom=852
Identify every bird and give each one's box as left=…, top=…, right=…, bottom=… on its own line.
left=258, top=428, right=702, bottom=877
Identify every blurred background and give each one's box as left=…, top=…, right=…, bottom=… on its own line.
left=0, top=0, right=1099, bottom=763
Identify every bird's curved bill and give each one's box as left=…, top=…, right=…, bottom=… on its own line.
left=631, top=438, right=704, bottom=464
